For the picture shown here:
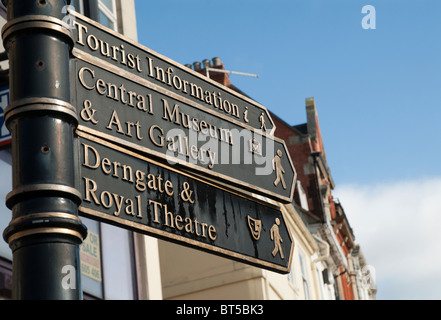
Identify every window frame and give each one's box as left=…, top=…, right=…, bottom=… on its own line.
left=97, top=0, right=118, bottom=31
left=299, top=252, right=311, bottom=300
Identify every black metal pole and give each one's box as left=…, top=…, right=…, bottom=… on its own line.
left=1, top=0, right=87, bottom=300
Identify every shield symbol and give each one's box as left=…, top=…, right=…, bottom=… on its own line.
left=247, top=216, right=262, bottom=241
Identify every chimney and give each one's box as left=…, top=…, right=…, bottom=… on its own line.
left=203, top=59, right=211, bottom=69
left=193, top=62, right=202, bottom=71
left=306, top=97, right=318, bottom=140
left=212, top=57, right=222, bottom=67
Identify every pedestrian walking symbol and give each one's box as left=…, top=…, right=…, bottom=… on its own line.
left=272, top=150, right=287, bottom=190
left=270, top=218, right=284, bottom=260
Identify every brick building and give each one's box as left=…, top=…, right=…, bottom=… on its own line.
left=272, top=97, right=376, bottom=300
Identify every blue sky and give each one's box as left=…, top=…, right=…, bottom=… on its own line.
left=135, top=1, right=441, bottom=300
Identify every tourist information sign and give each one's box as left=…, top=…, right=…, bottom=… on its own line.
left=78, top=132, right=294, bottom=274
left=70, top=11, right=296, bottom=204
left=70, top=10, right=274, bottom=133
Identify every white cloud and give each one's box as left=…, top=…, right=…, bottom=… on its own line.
left=334, top=178, right=441, bottom=300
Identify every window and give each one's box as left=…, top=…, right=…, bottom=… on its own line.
left=100, top=223, right=136, bottom=299
left=0, top=149, right=12, bottom=261
left=81, top=218, right=104, bottom=299
left=98, top=0, right=117, bottom=31
left=71, top=0, right=84, bottom=14
left=71, top=0, right=118, bottom=31
left=81, top=219, right=137, bottom=300
left=296, top=181, right=309, bottom=211
left=299, top=252, right=310, bottom=300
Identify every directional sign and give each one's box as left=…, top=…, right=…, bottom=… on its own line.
left=0, top=86, right=10, bottom=147
left=77, top=132, right=294, bottom=274
left=69, top=11, right=296, bottom=203
left=73, top=58, right=296, bottom=203
left=70, top=10, right=275, bottom=133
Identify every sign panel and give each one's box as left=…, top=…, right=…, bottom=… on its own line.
left=73, top=59, right=296, bottom=203
left=70, top=10, right=274, bottom=133
left=0, top=86, right=10, bottom=147
left=77, top=132, right=294, bottom=274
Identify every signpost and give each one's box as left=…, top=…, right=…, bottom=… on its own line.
left=2, top=3, right=297, bottom=300
left=78, top=132, right=294, bottom=273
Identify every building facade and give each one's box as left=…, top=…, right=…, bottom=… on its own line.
left=272, top=97, right=376, bottom=300
left=0, top=1, right=375, bottom=300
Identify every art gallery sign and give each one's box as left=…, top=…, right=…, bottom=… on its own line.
left=1, top=2, right=297, bottom=299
